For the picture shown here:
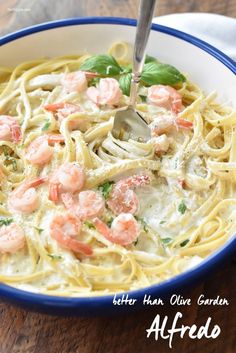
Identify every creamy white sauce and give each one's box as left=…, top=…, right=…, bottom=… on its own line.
left=137, top=180, right=210, bottom=240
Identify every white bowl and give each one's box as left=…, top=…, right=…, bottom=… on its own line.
left=0, top=17, right=235, bottom=315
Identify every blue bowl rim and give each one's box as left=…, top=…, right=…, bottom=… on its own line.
left=0, top=16, right=235, bottom=309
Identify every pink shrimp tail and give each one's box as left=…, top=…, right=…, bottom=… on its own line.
left=49, top=183, right=60, bottom=202
left=44, top=102, right=66, bottom=112
left=52, top=228, right=93, bottom=256
left=176, top=118, right=193, bottom=129
left=28, top=176, right=47, bottom=189
left=84, top=71, right=100, bottom=79
left=171, top=98, right=183, bottom=114
left=11, top=123, right=22, bottom=143
left=93, top=218, right=113, bottom=242
left=67, top=237, right=93, bottom=256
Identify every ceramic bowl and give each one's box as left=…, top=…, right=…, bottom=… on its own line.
left=0, top=17, right=235, bottom=315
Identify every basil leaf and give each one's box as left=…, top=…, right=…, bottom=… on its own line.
left=141, top=62, right=186, bottom=86
left=119, top=73, right=132, bottom=96
left=99, top=181, right=114, bottom=200
left=178, top=200, right=187, bottom=215
left=0, top=218, right=13, bottom=227
left=180, top=239, right=189, bottom=247
left=80, top=55, right=122, bottom=76
left=161, top=237, right=173, bottom=245
left=159, top=220, right=166, bottom=225
left=145, top=55, right=157, bottom=63
left=121, top=64, right=132, bottom=74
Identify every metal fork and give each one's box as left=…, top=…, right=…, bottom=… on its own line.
left=112, top=0, right=157, bottom=142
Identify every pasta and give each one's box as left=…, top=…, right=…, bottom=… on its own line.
left=0, top=42, right=235, bottom=297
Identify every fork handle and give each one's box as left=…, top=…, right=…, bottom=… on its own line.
left=129, top=0, right=157, bottom=107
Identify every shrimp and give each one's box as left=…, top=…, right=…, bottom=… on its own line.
left=150, top=115, right=193, bottom=135
left=107, top=175, right=150, bottom=215
left=176, top=117, right=193, bottom=129
left=49, top=163, right=85, bottom=202
left=0, top=115, right=21, bottom=143
left=8, top=177, right=46, bottom=213
left=94, top=213, right=140, bottom=246
left=25, top=134, right=63, bottom=166
left=0, top=222, right=25, bottom=253
left=61, top=190, right=105, bottom=220
left=61, top=71, right=87, bottom=93
left=50, top=213, right=92, bottom=256
left=147, top=85, right=183, bottom=114
left=44, top=102, right=84, bottom=130
left=87, top=78, right=122, bottom=106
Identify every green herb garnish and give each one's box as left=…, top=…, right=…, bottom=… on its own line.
left=178, top=200, right=187, bottom=214
left=34, top=227, right=44, bottom=234
left=80, top=55, right=122, bottom=76
left=121, top=64, right=132, bottom=74
left=140, top=218, right=148, bottom=233
left=2, top=146, right=17, bottom=171
left=106, top=217, right=114, bottom=228
left=2, top=145, right=10, bottom=156
left=180, top=239, right=189, bottom=247
left=139, top=95, right=147, bottom=103
left=5, top=156, right=17, bottom=171
left=0, top=218, right=13, bottom=227
left=99, top=181, right=114, bottom=200
left=42, top=120, right=51, bottom=131
left=47, top=254, right=62, bottom=260
left=145, top=55, right=157, bottom=63
left=12, top=158, right=17, bottom=171
left=135, top=216, right=148, bottom=233
left=141, top=62, right=186, bottom=86
left=119, top=72, right=132, bottom=96
left=161, top=237, right=173, bottom=245
left=79, top=54, right=186, bottom=97
left=159, top=220, right=166, bottom=225
left=88, top=77, right=100, bottom=87
left=84, top=220, right=95, bottom=229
